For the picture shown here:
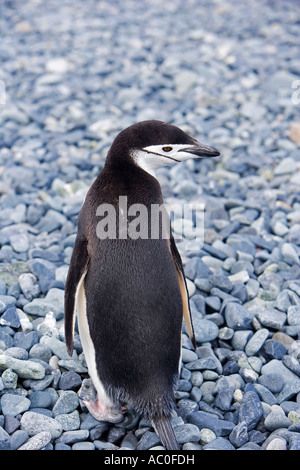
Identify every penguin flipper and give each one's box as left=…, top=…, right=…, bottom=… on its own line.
left=64, top=236, right=89, bottom=356
left=169, top=233, right=196, bottom=350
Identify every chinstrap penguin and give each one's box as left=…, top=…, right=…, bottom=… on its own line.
left=64, top=120, right=220, bottom=450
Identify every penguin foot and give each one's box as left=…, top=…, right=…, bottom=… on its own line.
left=78, top=378, right=123, bottom=424
left=83, top=398, right=124, bottom=424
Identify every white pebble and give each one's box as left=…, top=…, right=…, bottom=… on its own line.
left=266, top=437, right=287, bottom=450
left=233, top=389, right=243, bottom=403
left=199, top=428, right=216, bottom=445
left=270, top=405, right=285, bottom=415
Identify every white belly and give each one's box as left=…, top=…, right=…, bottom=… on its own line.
left=76, top=272, right=113, bottom=408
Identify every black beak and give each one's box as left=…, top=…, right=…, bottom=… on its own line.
left=179, top=144, right=220, bottom=158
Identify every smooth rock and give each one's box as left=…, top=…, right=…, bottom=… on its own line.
left=266, top=437, right=287, bottom=450
left=245, top=328, right=269, bottom=356
left=1, top=394, right=31, bottom=416
left=199, top=428, right=216, bottom=445
left=20, top=411, right=62, bottom=438
left=55, top=430, right=89, bottom=445
left=1, top=368, right=18, bottom=389
left=203, top=436, right=235, bottom=450
left=188, top=411, right=235, bottom=436
left=274, top=158, right=298, bottom=175
left=264, top=411, right=292, bottom=431
left=23, top=287, right=64, bottom=319
left=281, top=243, right=299, bottom=265
left=52, top=391, right=79, bottom=416
left=18, top=431, right=52, bottom=450
left=174, top=423, right=201, bottom=444
left=0, top=355, right=45, bottom=379
left=255, top=308, right=286, bottom=330
left=18, top=273, right=39, bottom=301
left=193, top=319, right=219, bottom=343
left=55, top=410, right=80, bottom=431
left=258, top=373, right=284, bottom=393
left=225, top=302, right=254, bottom=330
left=0, top=426, right=11, bottom=450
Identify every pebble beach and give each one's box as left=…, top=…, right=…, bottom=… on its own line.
left=0, top=0, right=300, bottom=451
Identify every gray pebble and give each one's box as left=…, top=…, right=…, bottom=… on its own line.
left=18, top=431, right=52, bottom=450
left=1, top=394, right=31, bottom=416
left=0, top=354, right=45, bottom=379
left=174, top=423, right=201, bottom=444
left=1, top=368, right=18, bottom=389
left=56, top=429, right=89, bottom=445
left=281, top=243, right=299, bottom=266
left=245, top=328, right=269, bottom=356
left=29, top=391, right=53, bottom=409
left=55, top=410, right=80, bottom=431
left=0, top=307, right=21, bottom=329
left=0, top=295, right=16, bottom=314
left=203, top=436, right=235, bottom=450
left=72, top=441, right=95, bottom=450
left=136, top=431, right=160, bottom=450
left=264, top=411, right=292, bottom=431
left=2, top=347, right=28, bottom=360
left=255, top=308, right=286, bottom=330
left=253, top=384, right=277, bottom=406
left=258, top=373, right=285, bottom=393
left=266, top=437, right=287, bottom=450
left=20, top=411, right=63, bottom=438
left=287, top=305, right=300, bottom=325
left=18, top=273, right=39, bottom=300
left=193, top=319, right=219, bottom=343
left=0, top=426, right=11, bottom=450
left=225, top=302, right=254, bottom=330
left=188, top=411, right=235, bottom=437
left=29, top=343, right=52, bottom=362
left=52, top=391, right=79, bottom=416
left=10, top=430, right=29, bottom=450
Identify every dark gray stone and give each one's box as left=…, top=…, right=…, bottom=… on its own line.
left=1, top=394, right=31, bottom=417
left=136, top=431, right=160, bottom=450
left=229, top=422, right=249, bottom=448
left=0, top=307, right=20, bottom=329
left=238, top=390, right=264, bottom=431
left=29, top=391, right=53, bottom=409
left=58, top=371, right=82, bottom=390
left=188, top=411, right=235, bottom=436
left=257, top=372, right=284, bottom=393
left=262, top=340, right=287, bottom=359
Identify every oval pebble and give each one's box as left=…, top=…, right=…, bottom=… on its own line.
left=1, top=394, right=31, bottom=416
left=20, top=411, right=63, bottom=438
left=18, top=431, right=52, bottom=450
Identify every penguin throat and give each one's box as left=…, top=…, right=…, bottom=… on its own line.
left=130, top=149, right=158, bottom=177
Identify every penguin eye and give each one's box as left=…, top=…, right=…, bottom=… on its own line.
left=162, top=146, right=173, bottom=152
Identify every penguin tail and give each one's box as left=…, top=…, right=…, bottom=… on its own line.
left=151, top=414, right=180, bottom=451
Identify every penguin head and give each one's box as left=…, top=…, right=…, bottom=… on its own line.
left=106, top=120, right=220, bottom=175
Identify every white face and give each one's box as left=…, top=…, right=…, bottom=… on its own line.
left=131, top=144, right=200, bottom=177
